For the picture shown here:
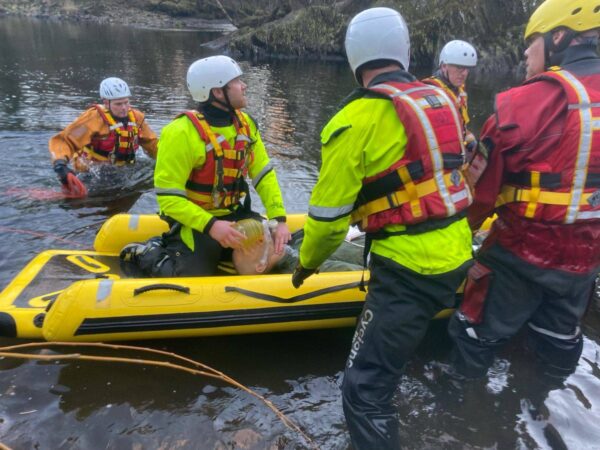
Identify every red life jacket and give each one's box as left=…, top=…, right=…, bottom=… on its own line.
left=181, top=110, right=253, bottom=210
left=496, top=68, right=600, bottom=225
left=84, top=105, right=139, bottom=163
left=422, top=76, right=470, bottom=127
left=351, top=81, right=472, bottom=233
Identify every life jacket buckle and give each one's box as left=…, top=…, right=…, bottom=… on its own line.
left=212, top=187, right=228, bottom=208
left=212, top=190, right=221, bottom=208
left=451, top=169, right=462, bottom=187
left=588, top=189, right=600, bottom=208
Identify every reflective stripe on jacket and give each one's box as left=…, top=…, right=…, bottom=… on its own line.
left=154, top=110, right=286, bottom=251
left=84, top=105, right=139, bottom=163
left=180, top=110, right=253, bottom=210
left=299, top=70, right=473, bottom=275
left=468, top=48, right=600, bottom=273
left=422, top=75, right=470, bottom=127
left=351, top=81, right=471, bottom=233
left=496, top=68, right=600, bottom=224
left=48, top=106, right=158, bottom=168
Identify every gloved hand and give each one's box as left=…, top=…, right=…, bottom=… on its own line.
left=53, top=159, right=76, bottom=186
left=291, top=264, right=318, bottom=289
left=464, top=131, right=478, bottom=164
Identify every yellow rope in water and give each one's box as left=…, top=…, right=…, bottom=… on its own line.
left=0, top=342, right=318, bottom=449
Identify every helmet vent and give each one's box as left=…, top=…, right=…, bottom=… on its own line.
left=594, top=5, right=600, bottom=13
left=571, top=7, right=582, bottom=15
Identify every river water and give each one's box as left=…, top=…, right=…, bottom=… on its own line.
left=0, top=16, right=599, bottom=450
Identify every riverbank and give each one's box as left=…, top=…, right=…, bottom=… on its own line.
left=0, top=0, right=235, bottom=32
left=0, top=0, right=534, bottom=76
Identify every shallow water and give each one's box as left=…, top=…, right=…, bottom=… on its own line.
left=0, top=16, right=599, bottom=450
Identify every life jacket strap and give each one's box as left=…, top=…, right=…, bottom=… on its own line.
left=398, top=165, right=421, bottom=218
left=497, top=185, right=596, bottom=207
left=524, top=171, right=541, bottom=218
left=356, top=154, right=463, bottom=207
left=352, top=171, right=468, bottom=225
left=369, top=210, right=467, bottom=239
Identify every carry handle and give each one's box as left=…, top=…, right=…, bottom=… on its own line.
left=133, top=283, right=190, bottom=296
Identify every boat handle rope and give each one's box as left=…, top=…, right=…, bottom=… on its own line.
left=224, top=281, right=365, bottom=304
left=133, top=283, right=191, bottom=296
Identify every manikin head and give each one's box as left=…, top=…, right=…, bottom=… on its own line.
left=232, top=220, right=285, bottom=275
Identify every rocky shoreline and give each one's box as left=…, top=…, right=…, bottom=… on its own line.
left=0, top=1, right=235, bottom=32
left=0, top=0, right=537, bottom=77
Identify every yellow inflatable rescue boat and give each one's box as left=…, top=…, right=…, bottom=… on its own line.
left=0, top=214, right=466, bottom=342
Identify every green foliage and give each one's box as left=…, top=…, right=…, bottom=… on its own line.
left=373, top=0, right=537, bottom=68
left=231, top=5, right=347, bottom=59
left=227, top=0, right=538, bottom=73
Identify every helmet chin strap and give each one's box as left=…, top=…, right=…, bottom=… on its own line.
left=544, top=29, right=576, bottom=68
left=211, top=86, right=234, bottom=112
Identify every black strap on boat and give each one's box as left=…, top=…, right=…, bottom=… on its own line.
left=224, top=281, right=365, bottom=304
left=133, top=283, right=191, bottom=296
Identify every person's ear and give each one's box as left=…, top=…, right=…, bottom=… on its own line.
left=255, top=261, right=267, bottom=273
left=212, top=87, right=225, bottom=102
left=551, top=29, right=567, bottom=46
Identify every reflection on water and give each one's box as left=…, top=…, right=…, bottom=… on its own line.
left=0, top=16, right=599, bottom=450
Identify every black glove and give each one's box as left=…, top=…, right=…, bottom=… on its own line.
left=53, top=159, right=75, bottom=186
left=291, top=264, right=318, bottom=289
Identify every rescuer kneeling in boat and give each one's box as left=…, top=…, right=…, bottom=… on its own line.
left=120, top=56, right=291, bottom=277
left=422, top=39, right=478, bottom=161
left=447, top=0, right=600, bottom=383
left=290, top=7, right=473, bottom=449
left=49, top=77, right=158, bottom=197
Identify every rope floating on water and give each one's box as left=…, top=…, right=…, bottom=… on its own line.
left=0, top=227, right=87, bottom=247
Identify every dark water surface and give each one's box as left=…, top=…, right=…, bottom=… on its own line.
left=1, top=16, right=599, bottom=450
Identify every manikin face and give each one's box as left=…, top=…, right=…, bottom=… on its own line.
left=213, top=77, right=247, bottom=110
left=441, top=63, right=470, bottom=88
left=524, top=35, right=546, bottom=79
left=104, top=97, right=130, bottom=119
left=233, top=234, right=284, bottom=275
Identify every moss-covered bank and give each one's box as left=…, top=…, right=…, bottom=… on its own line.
left=230, top=0, right=539, bottom=76
left=0, top=0, right=541, bottom=75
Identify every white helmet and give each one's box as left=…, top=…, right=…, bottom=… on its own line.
left=186, top=55, right=243, bottom=102
left=99, top=77, right=131, bottom=100
left=345, top=7, right=410, bottom=78
left=439, top=40, right=478, bottom=67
